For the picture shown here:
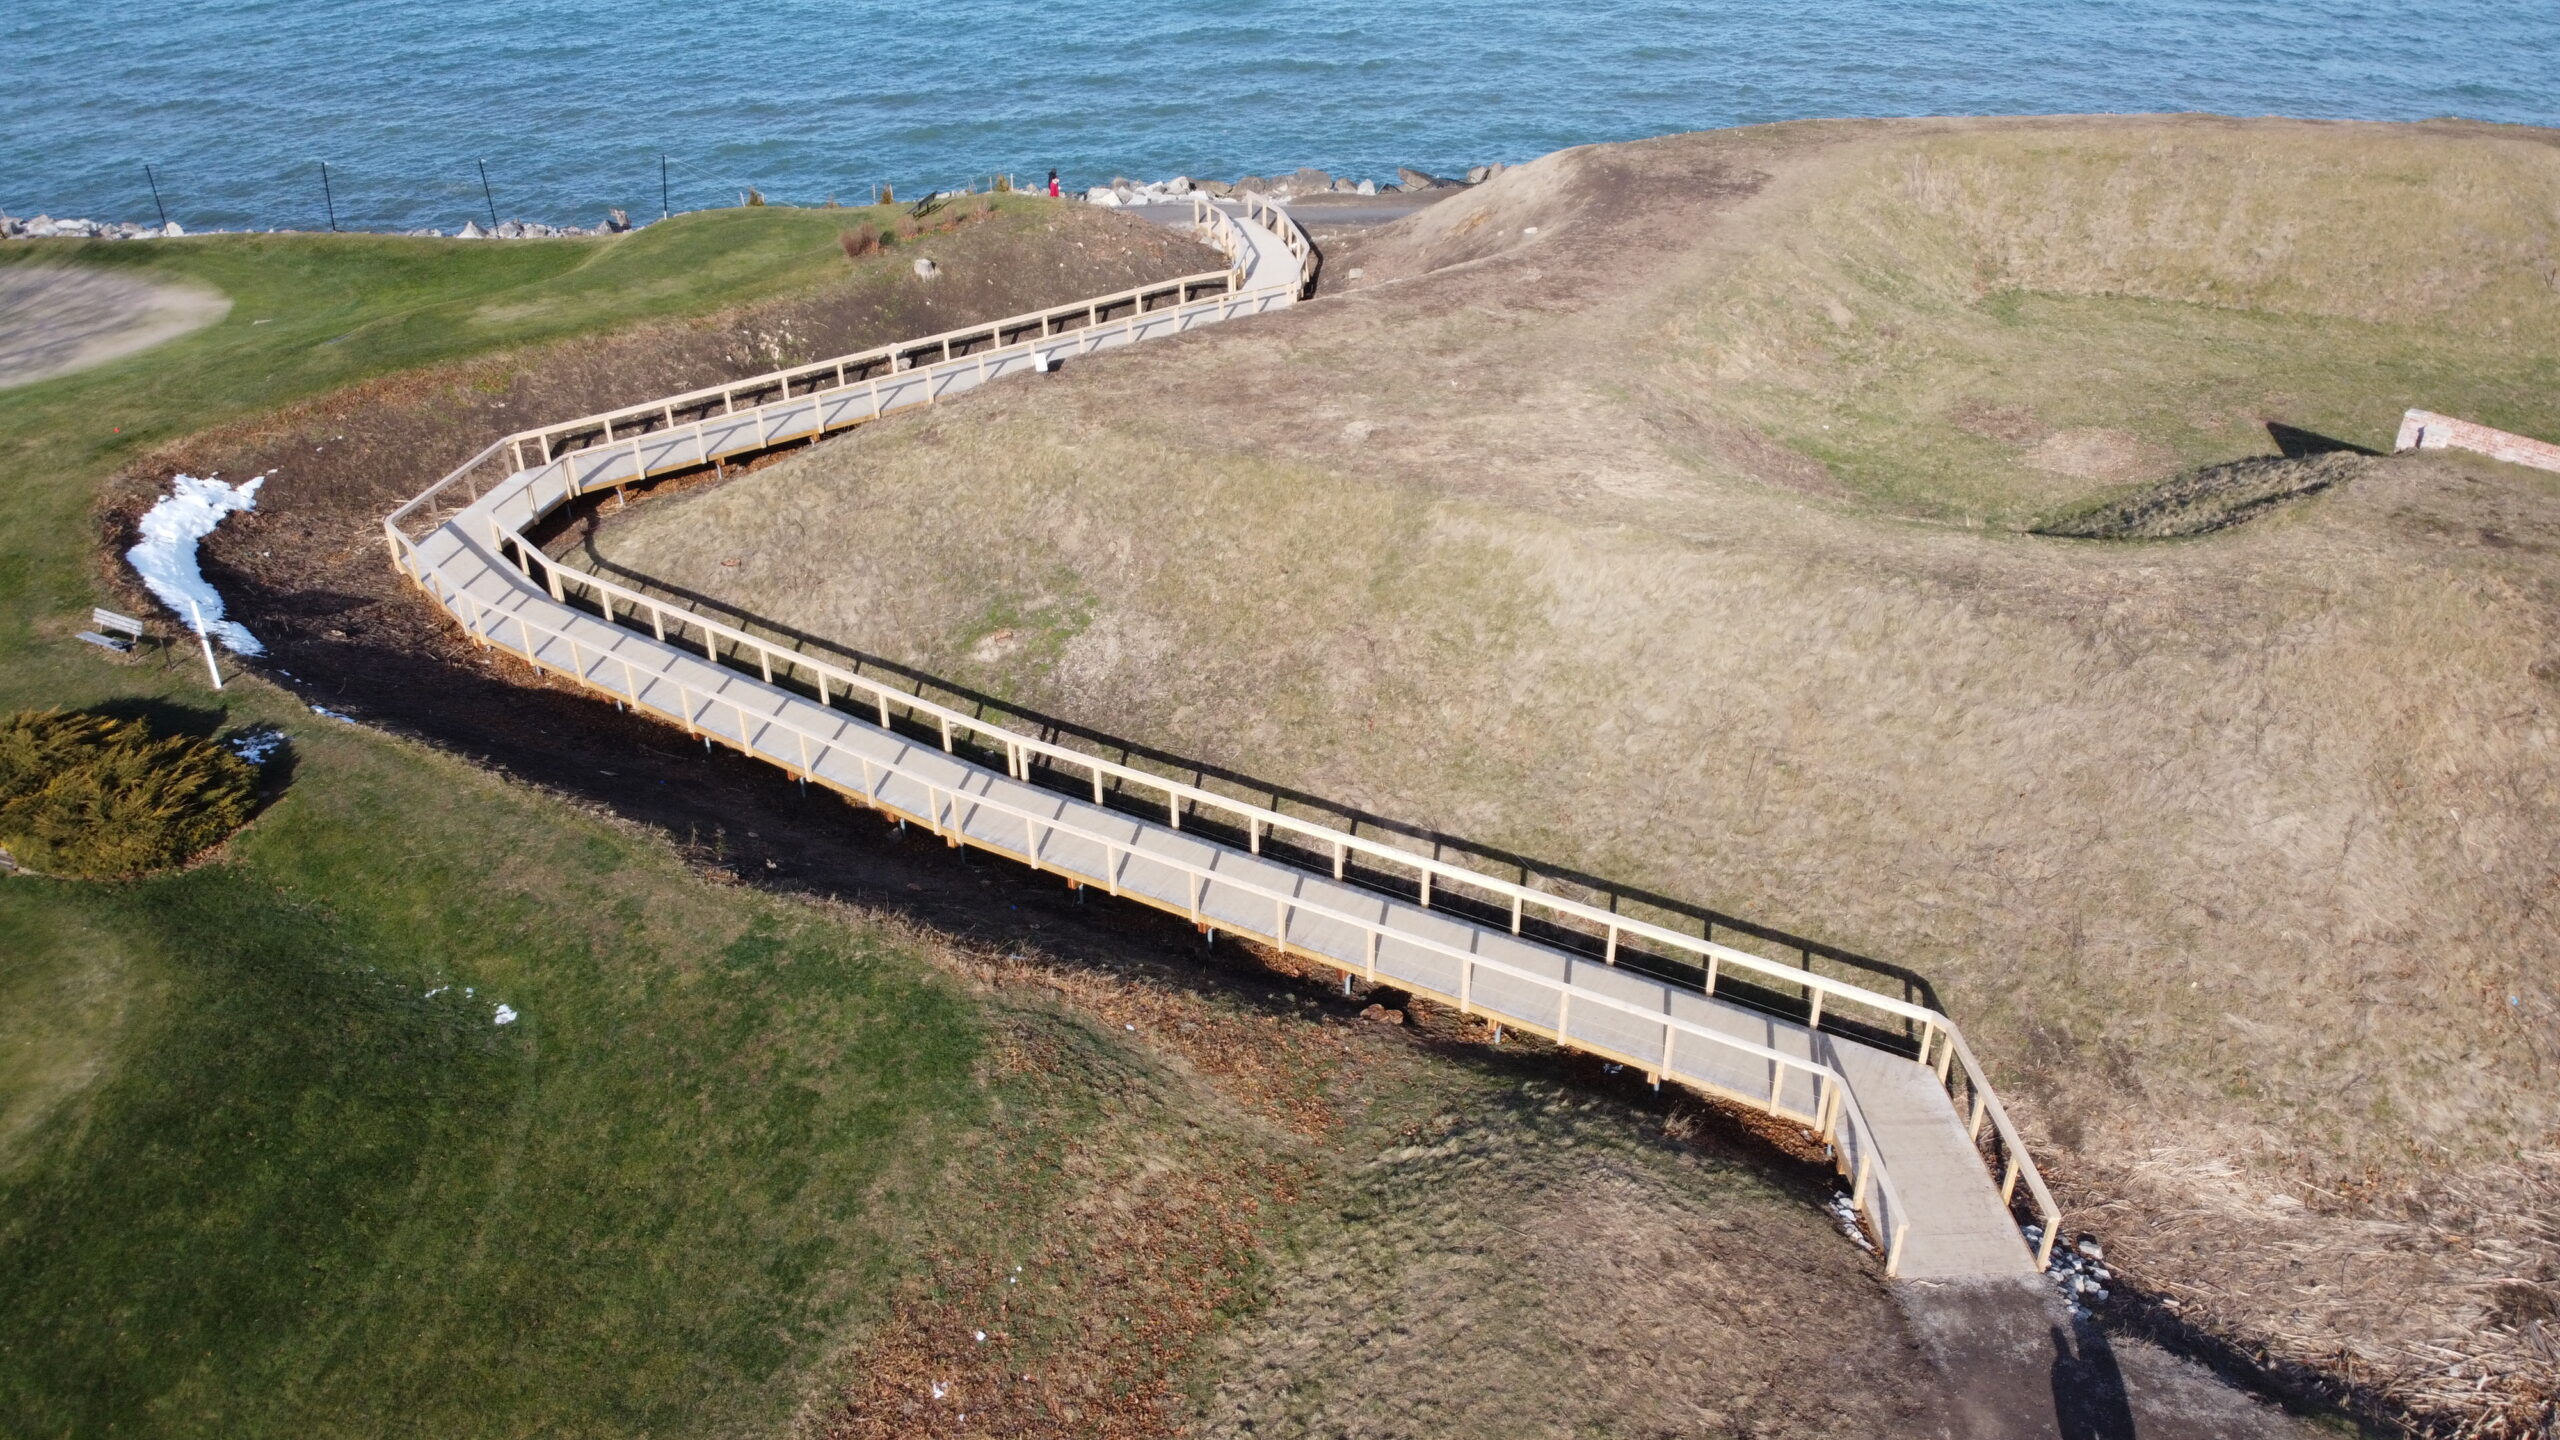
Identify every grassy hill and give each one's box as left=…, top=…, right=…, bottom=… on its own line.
left=0, top=198, right=1959, bottom=1439
left=581, top=118, right=2560, bottom=1425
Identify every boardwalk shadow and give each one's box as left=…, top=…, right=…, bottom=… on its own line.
left=2265, top=420, right=2378, bottom=459
left=556, top=517, right=1945, bottom=1051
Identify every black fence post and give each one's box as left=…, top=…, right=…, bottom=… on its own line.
left=144, top=165, right=168, bottom=229
left=320, top=162, right=338, bottom=231
left=478, top=159, right=498, bottom=228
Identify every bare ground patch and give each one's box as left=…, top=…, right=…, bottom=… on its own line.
left=0, top=265, right=229, bottom=389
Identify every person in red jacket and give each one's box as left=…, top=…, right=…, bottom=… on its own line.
left=1047, top=169, right=1062, bottom=198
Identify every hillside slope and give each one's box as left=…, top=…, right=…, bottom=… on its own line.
left=586, top=117, right=2560, bottom=1425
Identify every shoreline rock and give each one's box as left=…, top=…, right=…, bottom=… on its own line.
left=2, top=209, right=639, bottom=242
left=2, top=164, right=1507, bottom=238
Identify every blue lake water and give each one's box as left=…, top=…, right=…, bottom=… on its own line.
left=3, top=0, right=2554, bottom=231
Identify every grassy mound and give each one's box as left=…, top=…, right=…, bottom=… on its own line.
left=584, top=119, right=2560, bottom=1425
left=0, top=710, right=255, bottom=878
left=1650, top=123, right=2560, bottom=525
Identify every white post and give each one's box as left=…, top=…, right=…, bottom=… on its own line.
left=187, top=599, right=223, bottom=690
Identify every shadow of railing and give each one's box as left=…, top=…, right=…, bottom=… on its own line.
left=546, top=508, right=1943, bottom=1056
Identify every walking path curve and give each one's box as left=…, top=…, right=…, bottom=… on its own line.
left=382, top=194, right=2055, bottom=1282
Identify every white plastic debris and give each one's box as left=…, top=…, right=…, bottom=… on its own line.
left=493, top=1004, right=518, bottom=1026
left=1825, top=1192, right=1877, bottom=1252
left=126, top=473, right=267, bottom=654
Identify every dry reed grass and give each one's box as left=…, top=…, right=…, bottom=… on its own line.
left=586, top=117, right=2560, bottom=1433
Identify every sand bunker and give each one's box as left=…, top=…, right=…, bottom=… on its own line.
left=0, top=265, right=229, bottom=389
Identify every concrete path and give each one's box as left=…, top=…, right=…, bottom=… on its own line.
left=1901, top=1278, right=2333, bottom=1439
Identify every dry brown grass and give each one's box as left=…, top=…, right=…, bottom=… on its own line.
left=586, top=117, right=2560, bottom=1432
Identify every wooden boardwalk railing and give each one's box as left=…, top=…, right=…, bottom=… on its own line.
left=381, top=193, right=2057, bottom=1280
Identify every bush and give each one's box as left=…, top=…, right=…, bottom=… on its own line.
left=839, top=228, right=878, bottom=260
left=0, top=710, right=257, bottom=879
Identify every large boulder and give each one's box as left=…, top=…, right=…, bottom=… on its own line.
left=1084, top=186, right=1120, bottom=207
left=1356, top=178, right=1377, bottom=196
left=1397, top=166, right=1454, bottom=190
left=456, top=219, right=490, bottom=239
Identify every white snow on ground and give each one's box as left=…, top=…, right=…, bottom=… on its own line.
left=224, top=726, right=286, bottom=764
left=309, top=704, right=355, bottom=723
left=493, top=1004, right=518, bottom=1026
left=125, top=472, right=267, bottom=654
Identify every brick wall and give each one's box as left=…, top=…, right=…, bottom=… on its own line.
left=2394, top=409, right=2560, bottom=475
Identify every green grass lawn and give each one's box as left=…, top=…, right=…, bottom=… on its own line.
left=0, top=210, right=1009, bottom=1438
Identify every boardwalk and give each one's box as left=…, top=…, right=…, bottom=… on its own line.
left=383, top=193, right=2052, bottom=1282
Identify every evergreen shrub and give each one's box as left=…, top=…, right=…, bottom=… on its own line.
left=0, top=710, right=258, bottom=879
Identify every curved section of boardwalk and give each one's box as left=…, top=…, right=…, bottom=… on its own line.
left=382, top=194, right=2052, bottom=1282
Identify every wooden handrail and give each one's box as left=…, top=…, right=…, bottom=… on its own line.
left=438, top=566, right=1922, bottom=1272
left=1943, top=1024, right=2062, bottom=1268
left=378, top=195, right=2037, bottom=1275
left=513, top=267, right=1236, bottom=460
left=466, top=526, right=1950, bottom=1045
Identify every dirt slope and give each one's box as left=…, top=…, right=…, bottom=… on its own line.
left=584, top=118, right=2560, bottom=1431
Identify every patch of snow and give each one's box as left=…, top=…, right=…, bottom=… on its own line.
left=224, top=726, right=286, bottom=764
left=424, top=985, right=447, bottom=998
left=310, top=704, right=355, bottom=723
left=125, top=473, right=267, bottom=654
left=493, top=1004, right=518, bottom=1026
